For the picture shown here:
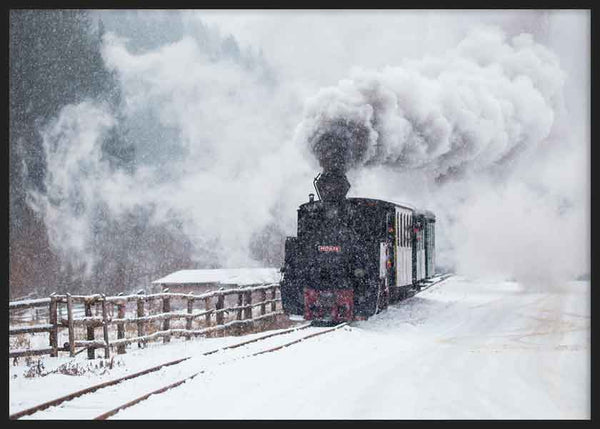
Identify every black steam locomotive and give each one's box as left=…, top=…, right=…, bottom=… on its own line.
left=280, top=170, right=436, bottom=322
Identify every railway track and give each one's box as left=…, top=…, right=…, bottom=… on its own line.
left=417, top=273, right=453, bottom=292
left=95, top=322, right=348, bottom=420
left=93, top=275, right=450, bottom=420
left=12, top=274, right=451, bottom=420
left=11, top=322, right=348, bottom=420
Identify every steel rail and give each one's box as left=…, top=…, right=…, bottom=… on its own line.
left=94, top=322, right=348, bottom=420
left=249, top=322, right=348, bottom=357
left=10, top=322, right=312, bottom=420
left=9, top=356, right=190, bottom=420
left=417, top=273, right=453, bottom=293
left=93, top=371, right=207, bottom=420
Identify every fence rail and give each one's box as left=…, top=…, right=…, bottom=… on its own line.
left=9, top=283, right=282, bottom=360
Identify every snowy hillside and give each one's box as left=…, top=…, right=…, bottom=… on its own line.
left=11, top=276, right=589, bottom=419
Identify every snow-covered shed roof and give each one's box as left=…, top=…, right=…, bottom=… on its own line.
left=152, top=268, right=281, bottom=286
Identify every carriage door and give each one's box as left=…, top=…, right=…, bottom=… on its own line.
left=379, top=242, right=388, bottom=281
left=378, top=212, right=396, bottom=309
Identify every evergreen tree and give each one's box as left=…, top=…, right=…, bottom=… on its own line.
left=9, top=10, right=129, bottom=297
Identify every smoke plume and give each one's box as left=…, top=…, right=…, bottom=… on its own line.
left=298, top=28, right=565, bottom=183
left=293, top=24, right=588, bottom=289
left=24, top=11, right=589, bottom=292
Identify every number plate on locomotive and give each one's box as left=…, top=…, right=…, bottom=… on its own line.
left=318, top=245, right=341, bottom=252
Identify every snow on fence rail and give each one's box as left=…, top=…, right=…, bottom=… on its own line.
left=9, top=283, right=282, bottom=360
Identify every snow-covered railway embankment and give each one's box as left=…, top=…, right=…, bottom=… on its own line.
left=11, top=322, right=348, bottom=420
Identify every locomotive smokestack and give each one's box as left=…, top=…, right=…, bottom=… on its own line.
left=314, top=169, right=350, bottom=202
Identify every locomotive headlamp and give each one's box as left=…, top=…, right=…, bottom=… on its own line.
left=353, top=268, right=365, bottom=278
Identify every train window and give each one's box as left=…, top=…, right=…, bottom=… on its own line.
left=402, top=214, right=406, bottom=247
left=404, top=214, right=407, bottom=247
left=405, top=213, right=408, bottom=247
left=399, top=213, right=402, bottom=247
left=400, top=213, right=403, bottom=248
left=398, top=213, right=401, bottom=247
left=402, top=215, right=407, bottom=247
left=408, top=215, right=411, bottom=248
left=409, top=216, right=412, bottom=248
left=405, top=214, right=408, bottom=247
left=408, top=215, right=411, bottom=247
left=401, top=213, right=405, bottom=247
left=406, top=214, right=409, bottom=248
left=396, top=213, right=400, bottom=245
left=404, top=214, right=408, bottom=247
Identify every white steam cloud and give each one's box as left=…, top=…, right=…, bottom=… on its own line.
left=31, top=27, right=313, bottom=275
left=29, top=102, right=116, bottom=276
left=297, top=28, right=565, bottom=180
left=29, top=11, right=589, bottom=290
left=293, top=23, right=587, bottom=289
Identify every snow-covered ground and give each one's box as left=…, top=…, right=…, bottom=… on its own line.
left=10, top=276, right=590, bottom=419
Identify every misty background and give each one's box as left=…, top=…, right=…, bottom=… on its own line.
left=9, top=10, right=590, bottom=298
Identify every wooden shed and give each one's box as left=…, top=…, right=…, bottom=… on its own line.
left=152, top=268, right=281, bottom=295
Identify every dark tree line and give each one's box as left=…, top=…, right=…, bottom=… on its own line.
left=10, top=10, right=117, bottom=298
left=9, top=10, right=192, bottom=298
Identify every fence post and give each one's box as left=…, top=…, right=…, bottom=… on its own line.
left=204, top=297, right=211, bottom=328
left=237, top=292, right=243, bottom=321
left=85, top=299, right=95, bottom=360
left=186, top=295, right=193, bottom=340
left=49, top=294, right=58, bottom=357
left=216, top=293, right=224, bottom=325
left=137, top=292, right=145, bottom=349
left=271, top=286, right=277, bottom=312
left=117, top=302, right=126, bottom=354
left=244, top=290, right=252, bottom=320
left=101, top=295, right=110, bottom=359
left=260, top=289, right=267, bottom=316
left=66, top=294, right=75, bottom=357
left=162, top=294, right=171, bottom=343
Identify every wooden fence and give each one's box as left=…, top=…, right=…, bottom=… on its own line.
left=9, top=284, right=282, bottom=360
